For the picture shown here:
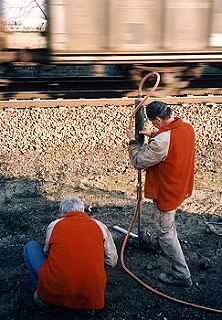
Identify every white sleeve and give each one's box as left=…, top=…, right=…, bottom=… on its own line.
left=43, top=218, right=64, bottom=254
left=94, top=219, right=118, bottom=267
left=129, top=131, right=171, bottom=170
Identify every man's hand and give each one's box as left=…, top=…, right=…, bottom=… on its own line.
left=139, top=128, right=158, bottom=137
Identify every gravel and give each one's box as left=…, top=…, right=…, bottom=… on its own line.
left=0, top=103, right=221, bottom=204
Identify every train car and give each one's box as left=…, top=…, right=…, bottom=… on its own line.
left=48, top=0, right=222, bottom=91
left=1, top=0, right=222, bottom=94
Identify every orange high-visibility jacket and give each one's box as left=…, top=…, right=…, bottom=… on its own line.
left=37, top=212, right=107, bottom=310
left=144, top=118, right=195, bottom=211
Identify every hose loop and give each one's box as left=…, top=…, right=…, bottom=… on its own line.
left=127, top=72, right=160, bottom=139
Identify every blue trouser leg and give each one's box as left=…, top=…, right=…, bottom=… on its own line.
left=23, top=240, right=46, bottom=289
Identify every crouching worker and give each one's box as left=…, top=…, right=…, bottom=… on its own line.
left=23, top=197, right=118, bottom=311
left=128, top=101, right=195, bottom=287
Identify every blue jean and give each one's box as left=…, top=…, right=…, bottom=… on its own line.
left=23, top=240, right=46, bottom=289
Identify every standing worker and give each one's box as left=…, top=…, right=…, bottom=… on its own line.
left=128, top=101, right=195, bottom=287
left=23, top=197, right=118, bottom=312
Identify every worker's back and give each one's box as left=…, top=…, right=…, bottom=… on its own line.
left=37, top=211, right=106, bottom=310
left=145, top=118, right=195, bottom=211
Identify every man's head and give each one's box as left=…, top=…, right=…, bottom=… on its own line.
left=60, top=196, right=85, bottom=215
left=146, top=101, right=173, bottom=129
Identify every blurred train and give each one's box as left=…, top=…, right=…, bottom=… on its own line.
left=1, top=0, right=222, bottom=91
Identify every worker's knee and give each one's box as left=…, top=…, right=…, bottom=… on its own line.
left=159, top=211, right=176, bottom=234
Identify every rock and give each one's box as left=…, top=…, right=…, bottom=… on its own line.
left=199, top=257, right=211, bottom=270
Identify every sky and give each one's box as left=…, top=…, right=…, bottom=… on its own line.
left=1, top=0, right=47, bottom=31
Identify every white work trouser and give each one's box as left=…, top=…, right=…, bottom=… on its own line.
left=150, top=203, right=191, bottom=280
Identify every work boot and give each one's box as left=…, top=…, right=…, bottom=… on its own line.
left=139, top=231, right=161, bottom=253
left=158, top=272, right=193, bottom=287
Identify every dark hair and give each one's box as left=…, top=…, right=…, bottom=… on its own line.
left=146, top=101, right=172, bottom=120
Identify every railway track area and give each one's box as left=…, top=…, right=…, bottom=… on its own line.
left=1, top=1, right=222, bottom=318
left=1, top=71, right=222, bottom=102
left=1, top=94, right=222, bottom=109
left=0, top=76, right=136, bottom=100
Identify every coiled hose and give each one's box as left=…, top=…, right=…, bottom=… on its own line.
left=121, top=72, right=222, bottom=315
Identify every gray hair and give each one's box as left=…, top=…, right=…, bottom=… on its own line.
left=60, top=196, right=85, bottom=215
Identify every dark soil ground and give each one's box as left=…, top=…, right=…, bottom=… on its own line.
left=1, top=174, right=222, bottom=320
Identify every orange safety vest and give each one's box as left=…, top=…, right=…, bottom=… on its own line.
left=37, top=211, right=106, bottom=310
left=144, top=117, right=195, bottom=211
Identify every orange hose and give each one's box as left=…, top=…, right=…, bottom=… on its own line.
left=120, top=200, right=222, bottom=314
left=122, top=72, right=222, bottom=315
left=127, top=72, right=160, bottom=139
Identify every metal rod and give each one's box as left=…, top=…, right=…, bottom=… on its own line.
left=137, top=169, right=142, bottom=247
left=206, top=222, right=222, bottom=226
left=113, top=225, right=138, bottom=238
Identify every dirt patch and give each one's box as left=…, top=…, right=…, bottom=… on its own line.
left=0, top=174, right=222, bottom=320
